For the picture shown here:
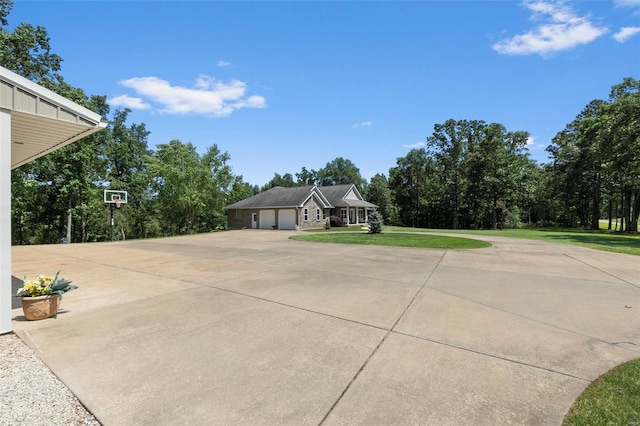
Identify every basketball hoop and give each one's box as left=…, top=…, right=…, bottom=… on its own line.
left=104, top=190, right=128, bottom=242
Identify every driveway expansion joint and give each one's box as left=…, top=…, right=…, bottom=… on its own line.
left=565, top=253, right=640, bottom=289
left=391, top=330, right=590, bottom=382
left=423, top=285, right=634, bottom=350
left=317, top=250, right=448, bottom=425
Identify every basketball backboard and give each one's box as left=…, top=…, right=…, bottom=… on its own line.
left=104, top=190, right=128, bottom=204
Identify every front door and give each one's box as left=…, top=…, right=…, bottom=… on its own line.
left=252, top=213, right=257, bottom=229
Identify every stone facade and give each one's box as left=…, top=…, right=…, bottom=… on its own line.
left=298, top=196, right=330, bottom=230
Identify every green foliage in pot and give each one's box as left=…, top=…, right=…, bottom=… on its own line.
left=15, top=272, right=77, bottom=297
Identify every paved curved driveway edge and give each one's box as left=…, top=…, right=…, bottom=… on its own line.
left=12, top=230, right=640, bottom=425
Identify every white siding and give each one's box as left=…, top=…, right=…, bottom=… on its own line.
left=344, top=187, right=360, bottom=200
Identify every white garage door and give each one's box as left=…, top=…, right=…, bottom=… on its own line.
left=278, top=209, right=296, bottom=230
left=259, top=210, right=275, bottom=229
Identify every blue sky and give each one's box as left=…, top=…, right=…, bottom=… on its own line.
left=9, top=1, right=640, bottom=187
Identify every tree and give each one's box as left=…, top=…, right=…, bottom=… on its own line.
left=546, top=100, right=607, bottom=229
left=388, top=148, right=436, bottom=228
left=295, top=167, right=317, bottom=186
left=368, top=210, right=383, bottom=234
left=102, top=108, right=154, bottom=239
left=0, top=0, right=62, bottom=82
left=261, top=172, right=296, bottom=191
left=423, top=119, right=532, bottom=230
left=147, top=140, right=233, bottom=235
left=11, top=92, right=110, bottom=244
left=467, top=123, right=530, bottom=229
left=316, top=157, right=367, bottom=189
left=21, top=131, right=103, bottom=243
left=3, top=1, right=115, bottom=243
left=601, top=78, right=640, bottom=232
left=542, top=78, right=640, bottom=232
left=427, top=119, right=468, bottom=229
left=228, top=176, right=258, bottom=205
left=365, top=173, right=397, bottom=225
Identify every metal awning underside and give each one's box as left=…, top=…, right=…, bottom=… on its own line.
left=0, top=66, right=108, bottom=169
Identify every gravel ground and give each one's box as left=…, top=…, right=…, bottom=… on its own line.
left=0, top=332, right=100, bottom=426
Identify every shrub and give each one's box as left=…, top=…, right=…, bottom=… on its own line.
left=368, top=210, right=383, bottom=234
left=504, top=205, right=523, bottom=229
left=329, top=215, right=343, bottom=227
left=324, top=221, right=331, bottom=230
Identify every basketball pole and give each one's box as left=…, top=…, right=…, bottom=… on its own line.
left=104, top=190, right=126, bottom=242
left=110, top=203, right=115, bottom=242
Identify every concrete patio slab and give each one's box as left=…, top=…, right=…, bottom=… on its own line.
left=322, top=333, right=588, bottom=426
left=425, top=266, right=640, bottom=344
left=19, top=287, right=386, bottom=425
left=196, top=265, right=424, bottom=329
left=440, top=248, right=627, bottom=283
left=10, top=230, right=640, bottom=425
left=396, top=288, right=637, bottom=379
left=566, top=251, right=640, bottom=287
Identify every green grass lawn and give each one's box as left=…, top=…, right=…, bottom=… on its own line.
left=290, top=232, right=491, bottom=249
left=563, top=357, right=640, bottom=425
left=382, top=226, right=640, bottom=256
left=304, top=225, right=640, bottom=254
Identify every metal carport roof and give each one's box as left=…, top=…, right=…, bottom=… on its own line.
left=1, top=65, right=108, bottom=333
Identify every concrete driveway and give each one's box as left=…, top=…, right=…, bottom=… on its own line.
left=11, top=230, right=640, bottom=425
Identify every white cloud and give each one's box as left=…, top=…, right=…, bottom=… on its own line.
left=492, top=1, right=608, bottom=56
left=614, top=0, right=640, bottom=7
left=115, top=75, right=266, bottom=117
left=107, top=94, right=151, bottom=110
left=352, top=121, right=373, bottom=128
left=217, top=61, right=231, bottom=67
left=403, top=141, right=425, bottom=149
left=613, top=26, right=640, bottom=42
left=526, top=136, right=535, bottom=146
left=614, top=0, right=640, bottom=15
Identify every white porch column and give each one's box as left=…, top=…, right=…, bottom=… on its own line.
left=1, top=109, right=11, bottom=333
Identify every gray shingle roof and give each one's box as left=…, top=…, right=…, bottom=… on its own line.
left=225, top=184, right=377, bottom=210
left=319, top=184, right=378, bottom=208
left=340, top=198, right=378, bottom=208
left=317, top=184, right=352, bottom=206
left=225, top=186, right=321, bottom=209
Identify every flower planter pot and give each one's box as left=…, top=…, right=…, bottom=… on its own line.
left=21, top=295, right=61, bottom=321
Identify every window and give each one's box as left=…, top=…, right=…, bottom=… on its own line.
left=322, top=210, right=326, bottom=220
left=316, top=208, right=321, bottom=221
left=358, top=209, right=365, bottom=221
left=303, top=208, right=308, bottom=221
left=340, top=208, right=347, bottom=221
left=235, top=210, right=242, bottom=219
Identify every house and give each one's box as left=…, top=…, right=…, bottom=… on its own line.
left=320, top=184, right=378, bottom=227
left=225, top=184, right=377, bottom=230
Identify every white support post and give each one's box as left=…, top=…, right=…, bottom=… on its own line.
left=1, top=109, right=11, bottom=334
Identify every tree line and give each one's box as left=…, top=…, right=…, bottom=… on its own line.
left=263, top=78, right=639, bottom=235
left=3, top=1, right=639, bottom=245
